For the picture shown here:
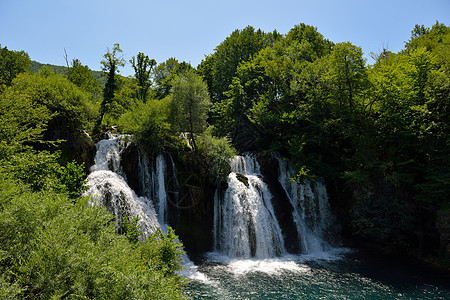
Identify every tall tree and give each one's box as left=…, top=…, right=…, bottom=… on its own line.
left=284, top=23, right=333, bottom=59
left=153, top=58, right=193, bottom=99
left=0, top=45, right=30, bottom=89
left=69, top=58, right=102, bottom=102
left=324, top=42, right=368, bottom=109
left=130, top=52, right=156, bottom=102
left=198, top=26, right=273, bottom=102
left=169, top=70, right=211, bottom=152
left=100, top=43, right=125, bottom=119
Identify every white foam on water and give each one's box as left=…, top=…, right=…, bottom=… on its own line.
left=297, top=247, right=353, bottom=262
left=179, top=260, right=213, bottom=283
left=204, top=247, right=354, bottom=278
left=228, top=258, right=310, bottom=275
left=206, top=252, right=310, bottom=276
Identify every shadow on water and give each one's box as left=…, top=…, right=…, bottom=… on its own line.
left=337, top=250, right=450, bottom=292
left=185, top=250, right=450, bottom=300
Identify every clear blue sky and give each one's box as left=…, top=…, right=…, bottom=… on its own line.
left=1, top=0, right=449, bottom=76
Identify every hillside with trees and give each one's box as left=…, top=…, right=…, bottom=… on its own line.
left=30, top=60, right=106, bottom=86
left=0, top=21, right=449, bottom=297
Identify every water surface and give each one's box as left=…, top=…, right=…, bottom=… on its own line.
left=185, top=250, right=450, bottom=299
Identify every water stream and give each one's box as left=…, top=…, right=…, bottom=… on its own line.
left=84, top=134, right=206, bottom=280
left=84, top=134, right=159, bottom=238
left=194, top=153, right=450, bottom=299
left=185, top=250, right=450, bottom=299
left=213, top=154, right=285, bottom=258
left=275, top=155, right=337, bottom=254
left=84, top=138, right=450, bottom=298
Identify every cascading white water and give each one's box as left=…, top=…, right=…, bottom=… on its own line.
left=85, top=134, right=208, bottom=281
left=275, top=156, right=335, bottom=254
left=84, top=134, right=159, bottom=238
left=90, top=133, right=126, bottom=176
left=137, top=150, right=208, bottom=281
left=137, top=152, right=176, bottom=230
left=214, top=153, right=286, bottom=258
left=156, top=155, right=168, bottom=225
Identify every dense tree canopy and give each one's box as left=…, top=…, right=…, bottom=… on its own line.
left=153, top=57, right=194, bottom=99
left=4, top=72, right=98, bottom=141
left=198, top=26, right=280, bottom=103
left=68, top=58, right=102, bottom=103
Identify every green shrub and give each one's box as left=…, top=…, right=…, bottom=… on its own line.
left=7, top=72, right=98, bottom=135
left=118, top=98, right=171, bottom=154
left=1, top=150, right=62, bottom=192
left=140, top=227, right=185, bottom=277
left=198, top=127, right=236, bottom=182
left=0, top=87, right=51, bottom=157
left=0, top=178, right=186, bottom=299
left=122, top=215, right=142, bottom=246
left=58, top=160, right=88, bottom=199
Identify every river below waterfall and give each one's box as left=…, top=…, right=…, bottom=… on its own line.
left=85, top=136, right=449, bottom=299
left=185, top=251, right=450, bottom=299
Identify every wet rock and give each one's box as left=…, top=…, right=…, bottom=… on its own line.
left=436, top=209, right=450, bottom=257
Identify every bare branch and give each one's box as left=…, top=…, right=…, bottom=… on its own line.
left=64, top=48, right=72, bottom=80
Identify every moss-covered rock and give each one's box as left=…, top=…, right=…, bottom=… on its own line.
left=58, top=130, right=96, bottom=175
left=235, top=172, right=249, bottom=187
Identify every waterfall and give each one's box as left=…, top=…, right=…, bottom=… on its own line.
left=214, top=153, right=286, bottom=258
left=90, top=133, right=127, bottom=176
left=156, top=155, right=168, bottom=224
left=275, top=156, right=336, bottom=254
left=84, top=134, right=159, bottom=238
left=137, top=152, right=178, bottom=230
left=85, top=134, right=208, bottom=281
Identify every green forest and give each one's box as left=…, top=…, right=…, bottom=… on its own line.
left=1, top=21, right=449, bottom=298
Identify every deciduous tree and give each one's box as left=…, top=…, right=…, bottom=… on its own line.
left=69, top=59, right=102, bottom=103
left=0, top=45, right=30, bottom=89
left=153, top=58, right=193, bottom=99
left=100, top=43, right=125, bottom=120
left=324, top=42, right=368, bottom=109
left=130, top=52, right=156, bottom=102
left=169, top=70, right=211, bottom=152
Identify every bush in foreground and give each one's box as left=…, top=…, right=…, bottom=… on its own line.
left=0, top=177, right=186, bottom=299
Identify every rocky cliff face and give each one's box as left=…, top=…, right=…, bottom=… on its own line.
left=257, top=153, right=299, bottom=254
left=91, top=137, right=448, bottom=272
left=121, top=143, right=140, bottom=193
left=120, top=145, right=216, bottom=255
left=170, top=153, right=216, bottom=255
left=65, top=131, right=96, bottom=174
left=436, top=209, right=450, bottom=258
left=119, top=148, right=310, bottom=255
